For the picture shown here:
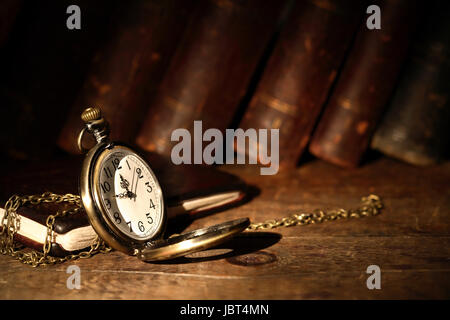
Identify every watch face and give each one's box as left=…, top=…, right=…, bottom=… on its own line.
left=96, top=146, right=164, bottom=241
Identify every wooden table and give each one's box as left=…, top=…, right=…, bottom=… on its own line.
left=0, top=157, right=449, bottom=299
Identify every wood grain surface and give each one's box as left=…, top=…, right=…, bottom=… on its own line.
left=0, top=157, right=449, bottom=299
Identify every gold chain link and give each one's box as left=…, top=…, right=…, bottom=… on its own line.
left=0, top=192, right=111, bottom=267
left=246, top=194, right=383, bottom=230
left=0, top=192, right=382, bottom=267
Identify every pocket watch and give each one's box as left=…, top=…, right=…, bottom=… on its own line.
left=77, top=107, right=249, bottom=262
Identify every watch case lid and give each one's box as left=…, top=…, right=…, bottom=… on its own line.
left=137, top=218, right=250, bottom=261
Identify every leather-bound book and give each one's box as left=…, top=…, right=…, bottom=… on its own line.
left=0, top=1, right=113, bottom=161
left=57, top=0, right=194, bottom=155
left=308, top=0, right=420, bottom=168
left=0, top=0, right=22, bottom=47
left=371, top=2, right=450, bottom=166
left=136, top=0, right=288, bottom=157
left=237, top=0, right=365, bottom=169
left=0, top=153, right=248, bottom=257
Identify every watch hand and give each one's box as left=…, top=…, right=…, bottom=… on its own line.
left=113, top=191, right=136, bottom=200
left=113, top=192, right=129, bottom=199
left=125, top=189, right=136, bottom=199
left=133, top=172, right=139, bottom=202
left=119, top=174, right=130, bottom=191
left=131, top=169, right=136, bottom=196
left=119, top=174, right=135, bottom=199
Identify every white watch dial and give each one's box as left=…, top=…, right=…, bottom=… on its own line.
left=97, top=148, right=164, bottom=241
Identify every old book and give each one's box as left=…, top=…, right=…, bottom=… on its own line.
left=371, top=2, right=450, bottom=166
left=0, top=1, right=113, bottom=161
left=308, top=0, right=420, bottom=167
left=136, top=0, right=288, bottom=158
left=237, top=0, right=364, bottom=169
left=57, top=0, right=194, bottom=155
left=0, top=152, right=247, bottom=257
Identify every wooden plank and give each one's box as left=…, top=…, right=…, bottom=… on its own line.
left=215, top=157, right=450, bottom=236
left=0, top=235, right=448, bottom=299
left=0, top=157, right=449, bottom=299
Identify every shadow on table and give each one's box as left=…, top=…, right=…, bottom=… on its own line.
left=149, top=231, right=281, bottom=265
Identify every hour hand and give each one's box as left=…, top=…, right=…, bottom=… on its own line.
left=119, top=174, right=130, bottom=191
left=113, top=192, right=129, bottom=199
left=119, top=174, right=136, bottom=199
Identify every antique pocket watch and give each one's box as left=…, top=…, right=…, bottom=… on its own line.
left=77, top=107, right=249, bottom=262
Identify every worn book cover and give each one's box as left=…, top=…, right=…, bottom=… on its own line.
left=136, top=0, right=288, bottom=158
left=237, top=0, right=364, bottom=169
left=309, top=0, right=420, bottom=167
left=371, top=2, right=450, bottom=165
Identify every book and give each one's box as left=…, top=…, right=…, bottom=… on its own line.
left=371, top=2, right=450, bottom=166
left=0, top=152, right=248, bottom=257
left=236, top=0, right=364, bottom=169
left=0, top=1, right=113, bottom=161
left=308, top=0, right=420, bottom=168
left=136, top=0, right=288, bottom=158
left=57, top=0, right=194, bottom=155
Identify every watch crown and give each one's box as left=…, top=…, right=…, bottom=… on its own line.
left=81, top=107, right=102, bottom=123
left=78, top=107, right=110, bottom=153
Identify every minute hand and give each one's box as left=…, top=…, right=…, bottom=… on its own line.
left=133, top=169, right=139, bottom=202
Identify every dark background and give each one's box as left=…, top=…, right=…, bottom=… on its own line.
left=0, top=0, right=449, bottom=172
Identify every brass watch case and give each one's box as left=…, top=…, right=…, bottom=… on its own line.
left=78, top=107, right=250, bottom=261
left=79, top=141, right=167, bottom=255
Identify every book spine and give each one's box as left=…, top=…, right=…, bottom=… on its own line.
left=237, top=0, right=364, bottom=169
left=57, top=0, right=194, bottom=154
left=371, top=2, right=450, bottom=166
left=136, top=0, right=287, bottom=157
left=0, top=1, right=113, bottom=160
left=308, top=0, right=420, bottom=168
